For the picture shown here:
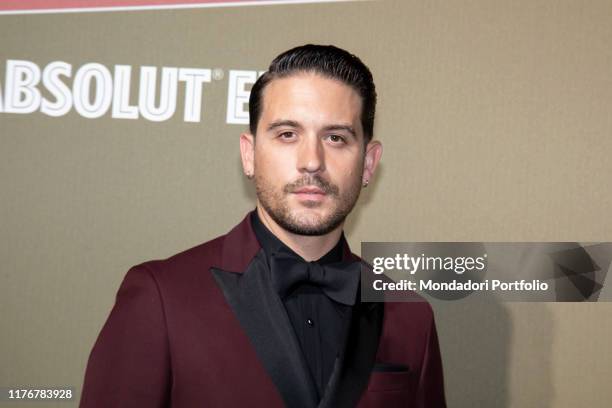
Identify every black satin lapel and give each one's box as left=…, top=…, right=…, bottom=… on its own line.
left=319, top=301, right=384, bottom=408
left=211, top=250, right=319, bottom=408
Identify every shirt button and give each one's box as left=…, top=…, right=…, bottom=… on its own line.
left=306, top=318, right=314, bottom=327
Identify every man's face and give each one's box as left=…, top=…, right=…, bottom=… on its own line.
left=248, top=72, right=367, bottom=236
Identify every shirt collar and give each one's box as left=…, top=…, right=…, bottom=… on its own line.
left=250, top=209, right=345, bottom=265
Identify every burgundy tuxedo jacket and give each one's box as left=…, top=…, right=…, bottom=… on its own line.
left=80, top=211, right=446, bottom=407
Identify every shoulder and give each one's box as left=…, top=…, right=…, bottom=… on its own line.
left=125, top=233, right=227, bottom=295
left=151, top=234, right=225, bottom=271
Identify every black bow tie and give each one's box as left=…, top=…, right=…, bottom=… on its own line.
left=269, top=250, right=361, bottom=306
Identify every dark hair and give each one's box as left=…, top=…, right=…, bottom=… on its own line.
left=249, top=44, right=377, bottom=144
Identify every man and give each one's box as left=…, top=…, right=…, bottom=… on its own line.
left=80, top=44, right=446, bottom=408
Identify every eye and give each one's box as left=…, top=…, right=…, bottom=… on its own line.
left=327, top=134, right=347, bottom=144
left=278, top=131, right=296, bottom=140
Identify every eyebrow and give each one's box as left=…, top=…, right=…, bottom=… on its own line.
left=266, top=120, right=356, bottom=139
left=266, top=120, right=302, bottom=132
left=322, top=124, right=356, bottom=139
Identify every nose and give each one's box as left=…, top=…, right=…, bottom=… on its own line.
left=297, top=134, right=325, bottom=174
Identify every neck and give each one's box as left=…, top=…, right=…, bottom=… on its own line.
left=256, top=205, right=344, bottom=261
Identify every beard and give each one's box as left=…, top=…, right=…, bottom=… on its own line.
left=254, top=169, right=363, bottom=236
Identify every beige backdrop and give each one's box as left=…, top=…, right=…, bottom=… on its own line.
left=1, top=1, right=611, bottom=407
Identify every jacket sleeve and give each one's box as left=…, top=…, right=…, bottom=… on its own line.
left=415, top=309, right=447, bottom=408
left=80, top=265, right=171, bottom=408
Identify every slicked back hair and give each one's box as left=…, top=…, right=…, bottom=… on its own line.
left=249, top=44, right=377, bottom=144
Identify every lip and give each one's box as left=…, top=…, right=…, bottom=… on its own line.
left=293, top=187, right=326, bottom=194
left=292, top=187, right=327, bottom=202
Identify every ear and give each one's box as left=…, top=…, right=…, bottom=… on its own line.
left=240, top=132, right=255, bottom=178
left=362, top=140, right=383, bottom=186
